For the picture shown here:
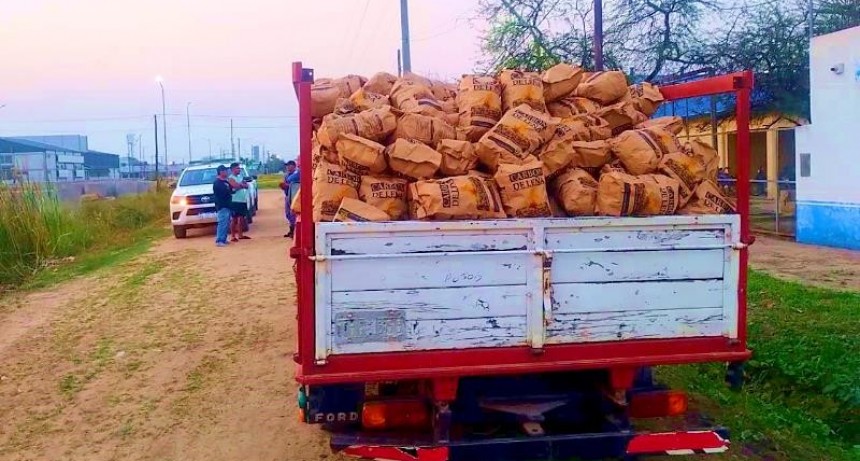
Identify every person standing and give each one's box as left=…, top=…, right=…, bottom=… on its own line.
left=281, top=160, right=300, bottom=238
left=213, top=165, right=233, bottom=247
left=228, top=162, right=251, bottom=242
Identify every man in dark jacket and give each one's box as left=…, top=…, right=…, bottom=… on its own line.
left=213, top=165, right=233, bottom=247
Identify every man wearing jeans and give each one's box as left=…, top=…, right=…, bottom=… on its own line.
left=213, top=165, right=233, bottom=247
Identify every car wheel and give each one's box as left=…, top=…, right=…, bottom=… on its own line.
left=173, top=226, right=187, bottom=239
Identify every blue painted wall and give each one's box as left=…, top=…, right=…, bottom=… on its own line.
left=796, top=201, right=860, bottom=250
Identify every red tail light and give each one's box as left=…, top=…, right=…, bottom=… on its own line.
left=629, top=390, right=688, bottom=418
left=361, top=400, right=429, bottom=430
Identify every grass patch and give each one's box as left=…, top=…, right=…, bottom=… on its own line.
left=658, top=270, right=860, bottom=460
left=256, top=173, right=284, bottom=190
left=0, top=183, right=171, bottom=291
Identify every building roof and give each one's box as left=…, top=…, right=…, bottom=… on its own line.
left=0, top=137, right=80, bottom=154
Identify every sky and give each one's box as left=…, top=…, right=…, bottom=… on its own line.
left=0, top=0, right=486, bottom=164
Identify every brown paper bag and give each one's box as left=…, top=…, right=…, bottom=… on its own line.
left=390, top=79, right=445, bottom=117
left=393, top=112, right=458, bottom=146
left=437, top=139, right=479, bottom=176
left=336, top=134, right=387, bottom=175
left=499, top=70, right=547, bottom=113
left=317, top=106, right=397, bottom=148
left=348, top=88, right=390, bottom=112
left=386, top=138, right=442, bottom=180
left=686, top=139, right=720, bottom=182
left=311, top=80, right=341, bottom=119
left=658, top=151, right=707, bottom=207
left=364, top=72, right=398, bottom=95
left=570, top=140, right=612, bottom=170
left=575, top=71, right=629, bottom=104
left=597, top=171, right=679, bottom=216
left=679, top=180, right=737, bottom=214
left=494, top=161, right=552, bottom=218
left=595, top=101, right=648, bottom=134
left=547, top=96, right=602, bottom=118
left=599, top=159, right=627, bottom=176
left=431, top=80, right=458, bottom=101
left=359, top=175, right=410, bottom=220
left=570, top=114, right=613, bottom=140
left=408, top=175, right=505, bottom=220
left=553, top=168, right=599, bottom=216
left=537, top=119, right=591, bottom=177
left=456, top=75, right=503, bottom=142
left=311, top=75, right=366, bottom=118
left=628, top=82, right=665, bottom=116
left=609, top=127, right=682, bottom=175
left=636, top=116, right=684, bottom=135
left=312, top=160, right=360, bottom=222
left=334, top=197, right=391, bottom=222
left=541, top=64, right=584, bottom=102
left=476, top=104, right=559, bottom=171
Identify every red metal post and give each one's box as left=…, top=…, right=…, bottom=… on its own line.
left=734, top=70, right=754, bottom=346
left=291, top=62, right=316, bottom=369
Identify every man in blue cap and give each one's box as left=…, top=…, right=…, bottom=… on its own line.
left=212, top=165, right=233, bottom=247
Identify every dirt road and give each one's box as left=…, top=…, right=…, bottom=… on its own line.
left=0, top=190, right=346, bottom=461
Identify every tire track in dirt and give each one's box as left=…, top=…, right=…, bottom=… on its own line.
left=0, top=190, right=346, bottom=461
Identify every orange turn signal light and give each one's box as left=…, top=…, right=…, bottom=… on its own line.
left=629, top=390, right=688, bottom=418
left=361, top=400, right=430, bottom=430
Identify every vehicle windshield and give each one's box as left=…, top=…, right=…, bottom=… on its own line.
left=179, top=168, right=218, bottom=187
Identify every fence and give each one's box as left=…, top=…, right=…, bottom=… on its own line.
left=50, top=179, right=157, bottom=202
left=722, top=179, right=796, bottom=237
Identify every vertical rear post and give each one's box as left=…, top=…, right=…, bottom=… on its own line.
left=734, top=70, right=753, bottom=346
left=291, top=61, right=316, bottom=368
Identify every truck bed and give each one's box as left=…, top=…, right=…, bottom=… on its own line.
left=312, top=215, right=740, bottom=364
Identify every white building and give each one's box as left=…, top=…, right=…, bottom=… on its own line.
left=794, top=26, right=860, bottom=250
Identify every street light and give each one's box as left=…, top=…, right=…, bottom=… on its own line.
left=155, top=76, right=168, bottom=176
left=186, top=102, right=192, bottom=165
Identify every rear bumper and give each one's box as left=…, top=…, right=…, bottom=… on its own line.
left=334, top=429, right=730, bottom=460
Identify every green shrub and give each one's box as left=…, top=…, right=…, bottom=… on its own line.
left=0, top=183, right=169, bottom=288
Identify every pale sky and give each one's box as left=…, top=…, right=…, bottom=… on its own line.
left=0, top=0, right=485, bottom=163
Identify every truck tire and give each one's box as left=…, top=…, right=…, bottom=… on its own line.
left=173, top=226, right=187, bottom=239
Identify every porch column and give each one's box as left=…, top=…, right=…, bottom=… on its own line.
left=766, top=129, right=779, bottom=199
left=717, top=131, right=729, bottom=168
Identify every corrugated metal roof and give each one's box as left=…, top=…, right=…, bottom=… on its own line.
left=0, top=137, right=80, bottom=154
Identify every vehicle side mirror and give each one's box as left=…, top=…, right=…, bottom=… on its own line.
left=252, top=175, right=258, bottom=180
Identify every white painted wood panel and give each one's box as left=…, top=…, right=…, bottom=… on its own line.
left=551, top=280, right=724, bottom=314
left=331, top=285, right=529, bottom=320
left=551, top=249, right=725, bottom=283
left=545, top=228, right=726, bottom=251
left=332, top=316, right=527, bottom=354
left=330, top=254, right=529, bottom=292
left=328, top=233, right=530, bottom=256
left=545, top=308, right=724, bottom=343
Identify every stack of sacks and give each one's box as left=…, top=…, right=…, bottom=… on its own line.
left=306, top=64, right=735, bottom=223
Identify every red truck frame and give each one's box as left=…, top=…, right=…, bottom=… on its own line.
left=289, top=62, right=754, bottom=388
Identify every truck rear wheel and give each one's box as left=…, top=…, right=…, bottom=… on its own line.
left=173, top=226, right=187, bottom=239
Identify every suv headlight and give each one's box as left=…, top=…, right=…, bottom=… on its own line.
left=170, top=196, right=187, bottom=206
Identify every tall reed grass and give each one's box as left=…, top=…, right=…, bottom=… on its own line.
left=0, top=183, right=170, bottom=288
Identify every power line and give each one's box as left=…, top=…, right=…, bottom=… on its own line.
left=346, top=0, right=372, bottom=68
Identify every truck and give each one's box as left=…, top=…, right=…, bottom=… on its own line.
left=289, top=62, right=755, bottom=460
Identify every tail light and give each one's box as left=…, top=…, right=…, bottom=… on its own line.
left=629, top=390, right=688, bottom=418
left=361, top=400, right=429, bottom=430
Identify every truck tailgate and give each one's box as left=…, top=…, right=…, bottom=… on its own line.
left=313, top=215, right=740, bottom=363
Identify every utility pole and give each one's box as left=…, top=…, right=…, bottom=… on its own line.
left=137, top=134, right=143, bottom=179
left=156, top=77, right=168, bottom=174
left=593, top=0, right=604, bottom=70
left=400, top=0, right=412, bottom=73
left=230, top=119, right=235, bottom=159
left=153, top=114, right=160, bottom=181
left=186, top=102, right=192, bottom=165
left=808, top=0, right=814, bottom=41
left=237, top=138, right=242, bottom=161
left=397, top=49, right=403, bottom=77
